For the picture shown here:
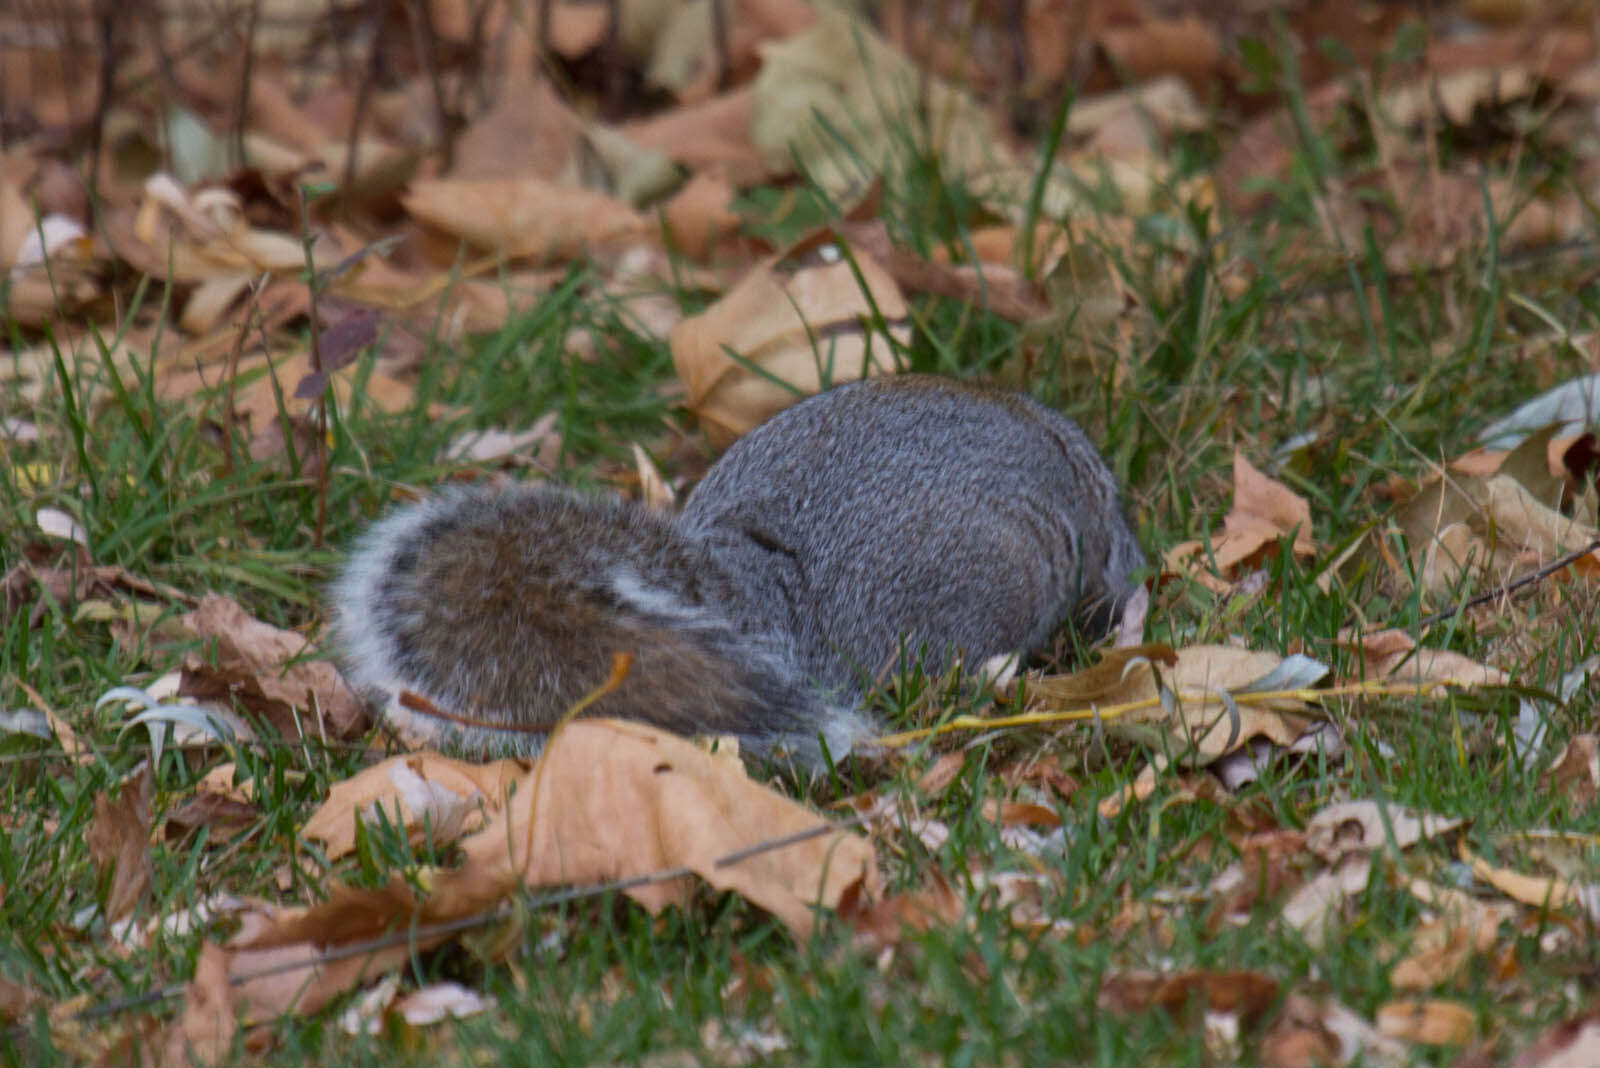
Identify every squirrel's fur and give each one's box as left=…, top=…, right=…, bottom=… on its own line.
left=333, top=376, right=1142, bottom=765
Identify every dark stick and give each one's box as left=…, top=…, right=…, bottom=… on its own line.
left=62, top=812, right=870, bottom=1023
left=1415, top=537, right=1600, bottom=630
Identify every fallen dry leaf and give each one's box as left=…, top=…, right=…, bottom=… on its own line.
left=1461, top=844, right=1585, bottom=913
left=454, top=720, right=879, bottom=937
left=1379, top=472, right=1600, bottom=600
left=1391, top=880, right=1516, bottom=991
left=402, top=177, right=647, bottom=263
left=1261, top=993, right=1409, bottom=1068
left=1375, top=998, right=1476, bottom=1046
left=1542, top=734, right=1599, bottom=810
left=1233, top=451, right=1316, bottom=556
left=1281, top=800, right=1465, bottom=948
left=1097, top=969, right=1279, bottom=1030
left=622, top=86, right=769, bottom=183
left=228, top=881, right=431, bottom=1018
left=166, top=765, right=260, bottom=840
left=1509, top=1007, right=1600, bottom=1068
left=1305, top=800, right=1465, bottom=863
left=661, top=171, right=743, bottom=261
left=1208, top=828, right=1311, bottom=928
left=1279, top=854, right=1375, bottom=950
left=1341, top=629, right=1510, bottom=689
left=162, top=942, right=237, bottom=1067
left=302, top=752, right=527, bottom=860
left=670, top=244, right=906, bottom=447
left=450, top=74, right=586, bottom=181
left=86, top=762, right=154, bottom=926
left=1020, top=643, right=1179, bottom=709
left=176, top=594, right=365, bottom=741
left=749, top=9, right=1016, bottom=197
left=1164, top=452, right=1317, bottom=591
left=1089, top=644, right=1335, bottom=817
left=839, top=869, right=965, bottom=952
left=0, top=975, right=44, bottom=1025
left=227, top=721, right=878, bottom=1016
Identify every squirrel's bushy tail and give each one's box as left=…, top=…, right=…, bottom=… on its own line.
left=332, top=487, right=868, bottom=765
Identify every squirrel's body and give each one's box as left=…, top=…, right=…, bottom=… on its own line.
left=334, top=376, right=1142, bottom=765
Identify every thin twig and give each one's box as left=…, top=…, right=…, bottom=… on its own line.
left=66, top=813, right=868, bottom=1023
left=709, top=0, right=731, bottom=91
left=1414, top=538, right=1600, bottom=630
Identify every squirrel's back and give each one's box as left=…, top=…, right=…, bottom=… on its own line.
left=680, top=375, right=1143, bottom=694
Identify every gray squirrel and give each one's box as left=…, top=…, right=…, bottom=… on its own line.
left=332, top=375, right=1143, bottom=766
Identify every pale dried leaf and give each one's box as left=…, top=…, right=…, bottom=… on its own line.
left=392, top=982, right=496, bottom=1026
left=1509, top=1009, right=1600, bottom=1068
left=301, top=752, right=526, bottom=859
left=455, top=720, right=880, bottom=938
left=670, top=249, right=905, bottom=447
left=749, top=10, right=1016, bottom=196
left=1375, top=998, right=1475, bottom=1046
left=402, top=177, right=647, bottom=263
left=1261, top=994, right=1409, bottom=1068
left=1280, top=855, right=1372, bottom=949
left=1233, top=451, right=1316, bottom=556
left=1391, top=880, right=1516, bottom=990
left=1305, top=800, right=1465, bottom=862
left=1343, top=629, right=1510, bottom=688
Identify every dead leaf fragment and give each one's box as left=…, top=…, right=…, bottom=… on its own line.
left=1375, top=998, right=1476, bottom=1046
left=457, top=720, right=879, bottom=938
left=1165, top=453, right=1318, bottom=590
left=1509, top=1008, right=1600, bottom=1068
left=392, top=982, right=496, bottom=1027
left=749, top=10, right=1015, bottom=196
left=1279, top=854, right=1373, bottom=949
left=1234, top=451, right=1316, bottom=556
left=1097, top=969, right=1280, bottom=1030
left=661, top=172, right=742, bottom=261
left=1343, top=629, right=1509, bottom=689
left=1262, top=994, right=1409, bottom=1068
left=1305, top=800, right=1464, bottom=863
left=1461, top=845, right=1583, bottom=913
left=1542, top=734, right=1599, bottom=810
left=302, top=752, right=526, bottom=859
left=670, top=246, right=906, bottom=446
left=177, top=594, right=365, bottom=740
left=228, top=721, right=879, bottom=1016
left=402, top=177, right=647, bottom=263
left=1391, top=881, right=1516, bottom=990
left=163, top=942, right=237, bottom=1067
left=86, top=763, right=154, bottom=925
left=839, top=870, right=965, bottom=951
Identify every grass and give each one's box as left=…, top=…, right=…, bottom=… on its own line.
left=4, top=64, right=1600, bottom=1068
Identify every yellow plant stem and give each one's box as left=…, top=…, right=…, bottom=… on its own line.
left=871, top=679, right=1443, bottom=750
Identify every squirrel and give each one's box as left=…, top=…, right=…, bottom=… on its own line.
left=332, top=375, right=1144, bottom=767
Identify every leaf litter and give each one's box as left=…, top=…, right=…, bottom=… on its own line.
left=6, top=0, right=1600, bottom=1061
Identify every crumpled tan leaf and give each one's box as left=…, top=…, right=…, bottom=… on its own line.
left=456, top=720, right=879, bottom=934
left=177, top=594, right=366, bottom=741
left=228, top=721, right=878, bottom=1018
left=1339, top=628, right=1510, bottom=688
left=1165, top=452, right=1318, bottom=593
left=671, top=241, right=906, bottom=446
